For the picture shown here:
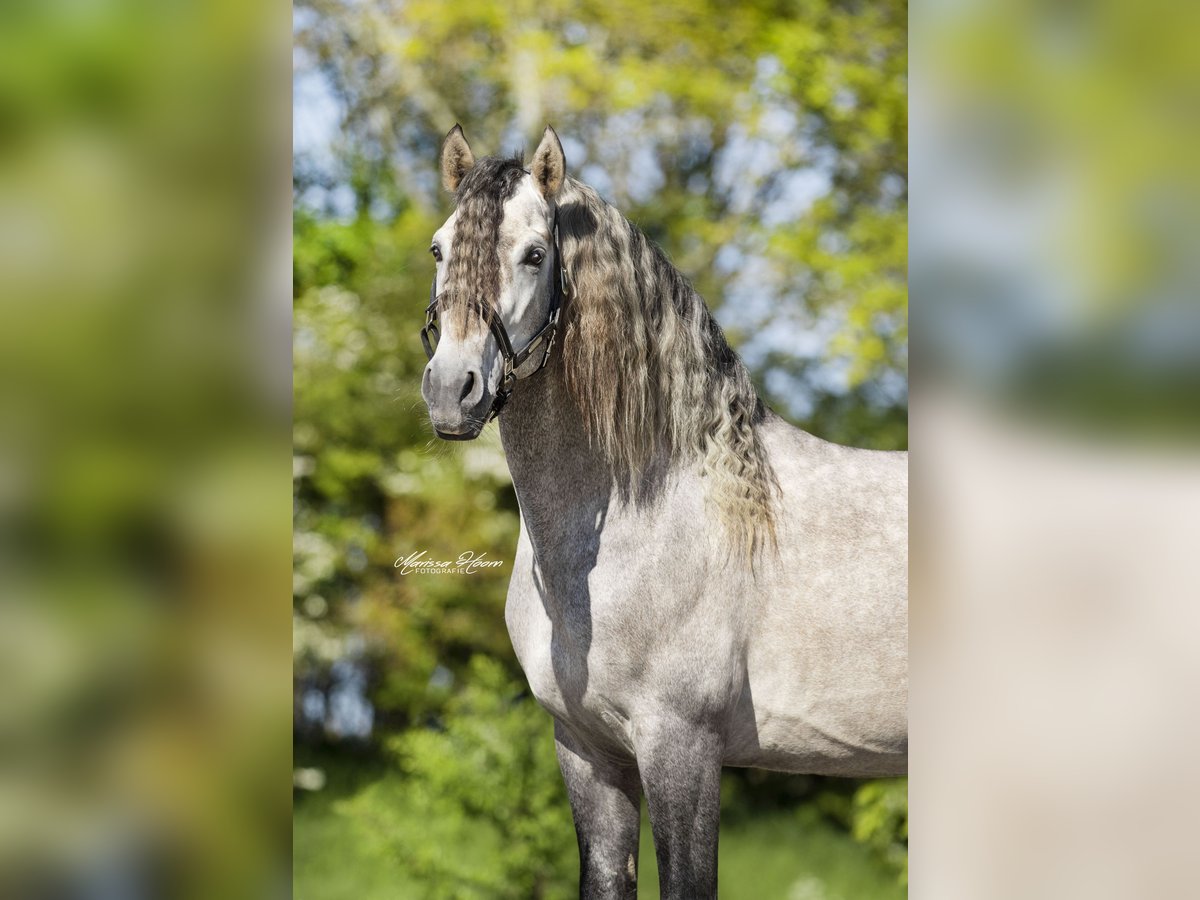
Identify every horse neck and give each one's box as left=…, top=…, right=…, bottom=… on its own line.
left=498, top=359, right=612, bottom=523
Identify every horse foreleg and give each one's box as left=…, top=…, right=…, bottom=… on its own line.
left=555, top=721, right=643, bottom=900
left=636, top=715, right=723, bottom=900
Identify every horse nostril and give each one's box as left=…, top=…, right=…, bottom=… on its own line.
left=460, top=370, right=476, bottom=404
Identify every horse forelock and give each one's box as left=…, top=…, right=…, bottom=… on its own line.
left=441, top=154, right=528, bottom=332
left=556, top=178, right=780, bottom=563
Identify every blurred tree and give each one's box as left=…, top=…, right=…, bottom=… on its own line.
left=851, top=779, right=909, bottom=885
left=294, top=0, right=907, bottom=444
left=293, top=208, right=521, bottom=730
left=343, top=657, right=576, bottom=899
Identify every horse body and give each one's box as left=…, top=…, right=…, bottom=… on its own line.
left=502, top=372, right=908, bottom=780
left=730, top=418, right=907, bottom=776
left=421, top=125, right=906, bottom=898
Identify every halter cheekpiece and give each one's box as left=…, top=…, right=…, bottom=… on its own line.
left=420, top=210, right=568, bottom=428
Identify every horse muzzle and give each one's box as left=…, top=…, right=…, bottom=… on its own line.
left=421, top=355, right=493, bottom=440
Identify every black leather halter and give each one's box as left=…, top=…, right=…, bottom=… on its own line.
left=420, top=215, right=568, bottom=426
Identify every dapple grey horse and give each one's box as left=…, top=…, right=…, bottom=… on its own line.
left=420, top=124, right=907, bottom=899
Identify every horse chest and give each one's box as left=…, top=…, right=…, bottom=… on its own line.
left=504, top=572, right=643, bottom=754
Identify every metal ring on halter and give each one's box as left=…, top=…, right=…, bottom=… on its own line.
left=420, top=211, right=568, bottom=424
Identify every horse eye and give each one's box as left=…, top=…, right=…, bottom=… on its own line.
left=525, top=248, right=545, bottom=267
left=430, top=246, right=442, bottom=263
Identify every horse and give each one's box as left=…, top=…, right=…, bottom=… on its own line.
left=419, top=124, right=908, bottom=899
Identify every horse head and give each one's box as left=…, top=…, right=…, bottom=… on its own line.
left=420, top=124, right=568, bottom=439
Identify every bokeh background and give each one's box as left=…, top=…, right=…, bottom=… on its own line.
left=1, top=1, right=291, bottom=898
left=292, top=0, right=908, bottom=898
left=911, top=0, right=1200, bottom=896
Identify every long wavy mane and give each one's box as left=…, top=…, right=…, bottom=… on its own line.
left=556, top=178, right=779, bottom=560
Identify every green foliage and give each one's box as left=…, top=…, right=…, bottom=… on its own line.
left=817, top=778, right=909, bottom=886
left=762, top=0, right=908, bottom=390
left=294, top=207, right=523, bottom=724
left=851, top=779, right=909, bottom=886
left=342, top=657, right=576, bottom=899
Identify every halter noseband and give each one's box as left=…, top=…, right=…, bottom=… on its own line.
left=420, top=212, right=568, bottom=428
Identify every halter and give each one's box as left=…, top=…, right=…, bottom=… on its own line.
left=420, top=213, right=568, bottom=428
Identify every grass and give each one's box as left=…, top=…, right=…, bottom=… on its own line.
left=294, top=751, right=904, bottom=900
left=293, top=750, right=419, bottom=900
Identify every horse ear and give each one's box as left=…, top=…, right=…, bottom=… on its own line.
left=440, top=124, right=475, bottom=192
left=531, top=125, right=566, bottom=200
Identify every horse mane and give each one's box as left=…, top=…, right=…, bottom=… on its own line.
left=441, top=154, right=528, bottom=333
left=556, top=177, right=779, bottom=561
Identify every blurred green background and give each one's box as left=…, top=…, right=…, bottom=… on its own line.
left=293, top=1, right=906, bottom=898
left=1, top=1, right=291, bottom=898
